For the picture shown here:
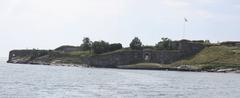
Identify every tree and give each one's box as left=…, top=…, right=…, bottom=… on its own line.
left=92, top=40, right=110, bottom=54
left=155, top=42, right=164, bottom=50
left=109, top=43, right=123, bottom=51
left=80, top=37, right=92, bottom=51
left=155, top=38, right=174, bottom=50
left=130, top=37, right=142, bottom=50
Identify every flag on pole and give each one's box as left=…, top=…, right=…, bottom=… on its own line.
left=184, top=18, right=188, bottom=22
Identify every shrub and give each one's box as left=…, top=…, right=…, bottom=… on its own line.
left=130, top=37, right=142, bottom=50
left=155, top=38, right=176, bottom=50
left=109, top=43, right=123, bottom=51
left=80, top=37, right=92, bottom=51
left=142, top=45, right=155, bottom=49
left=92, top=40, right=110, bottom=54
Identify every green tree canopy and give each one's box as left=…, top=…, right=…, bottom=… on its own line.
left=155, top=38, right=175, bottom=50
left=109, top=43, right=123, bottom=51
left=130, top=37, right=142, bottom=50
left=92, top=40, right=110, bottom=54
left=80, top=37, right=92, bottom=51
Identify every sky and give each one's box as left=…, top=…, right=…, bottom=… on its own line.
left=1, top=0, right=240, bottom=57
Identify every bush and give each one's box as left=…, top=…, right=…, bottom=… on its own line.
left=130, top=37, right=142, bottom=50
left=80, top=37, right=92, bottom=51
left=92, top=40, right=110, bottom=54
left=109, top=43, right=123, bottom=51
left=142, top=45, right=155, bottom=49
left=155, top=38, right=177, bottom=50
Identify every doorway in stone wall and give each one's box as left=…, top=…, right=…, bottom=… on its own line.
left=143, top=52, right=151, bottom=62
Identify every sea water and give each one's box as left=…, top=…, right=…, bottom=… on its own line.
left=0, top=59, right=240, bottom=98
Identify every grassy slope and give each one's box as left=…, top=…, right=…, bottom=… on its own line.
left=173, top=46, right=240, bottom=69
left=47, top=51, right=92, bottom=64
left=120, top=46, right=240, bottom=70
left=52, top=46, right=240, bottom=70
left=118, top=63, right=164, bottom=69
left=63, top=51, right=92, bottom=57
left=100, top=48, right=133, bottom=55
left=63, top=48, right=132, bottom=57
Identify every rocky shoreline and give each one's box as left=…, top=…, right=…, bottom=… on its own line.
left=118, top=65, right=240, bottom=73
left=7, top=42, right=240, bottom=73
left=8, top=61, right=240, bottom=73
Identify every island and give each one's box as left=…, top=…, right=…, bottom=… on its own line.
left=7, top=37, right=240, bottom=73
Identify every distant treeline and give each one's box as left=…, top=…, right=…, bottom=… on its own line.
left=56, top=37, right=211, bottom=54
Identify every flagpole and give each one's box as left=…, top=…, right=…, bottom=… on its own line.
left=183, top=18, right=187, bottom=39
left=182, top=20, right=186, bottom=39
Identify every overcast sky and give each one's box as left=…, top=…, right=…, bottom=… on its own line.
left=1, top=0, right=240, bottom=57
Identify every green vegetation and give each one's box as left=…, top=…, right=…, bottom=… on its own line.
left=79, top=37, right=123, bottom=54
left=9, top=36, right=240, bottom=72
left=173, top=46, right=240, bottom=69
left=100, top=48, right=133, bottom=55
left=92, top=40, right=110, bottom=54
left=80, top=37, right=92, bottom=51
left=130, top=37, right=142, bottom=50
left=155, top=37, right=178, bottom=50
left=142, top=45, right=155, bottom=49
left=118, top=63, right=164, bottom=69
left=109, top=43, right=123, bottom=52
left=77, top=37, right=179, bottom=54
left=55, top=45, right=79, bottom=51
left=118, top=46, right=240, bottom=70
left=64, top=50, right=92, bottom=57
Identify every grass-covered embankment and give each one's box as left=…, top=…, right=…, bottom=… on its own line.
left=118, top=63, right=164, bottom=69
left=173, top=46, right=240, bottom=71
left=63, top=50, right=92, bottom=57
left=118, top=46, right=240, bottom=72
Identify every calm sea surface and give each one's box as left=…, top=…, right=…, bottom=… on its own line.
left=0, top=58, right=240, bottom=98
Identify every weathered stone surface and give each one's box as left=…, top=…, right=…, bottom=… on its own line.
left=82, top=42, right=204, bottom=67
left=7, top=41, right=205, bottom=68
left=7, top=50, right=49, bottom=63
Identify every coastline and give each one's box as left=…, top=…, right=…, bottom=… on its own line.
left=6, top=62, right=240, bottom=73
left=6, top=43, right=240, bottom=73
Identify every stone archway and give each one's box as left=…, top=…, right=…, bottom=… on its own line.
left=143, top=52, right=151, bottom=62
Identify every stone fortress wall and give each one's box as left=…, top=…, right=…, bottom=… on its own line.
left=7, top=40, right=205, bottom=67
left=84, top=40, right=205, bottom=67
